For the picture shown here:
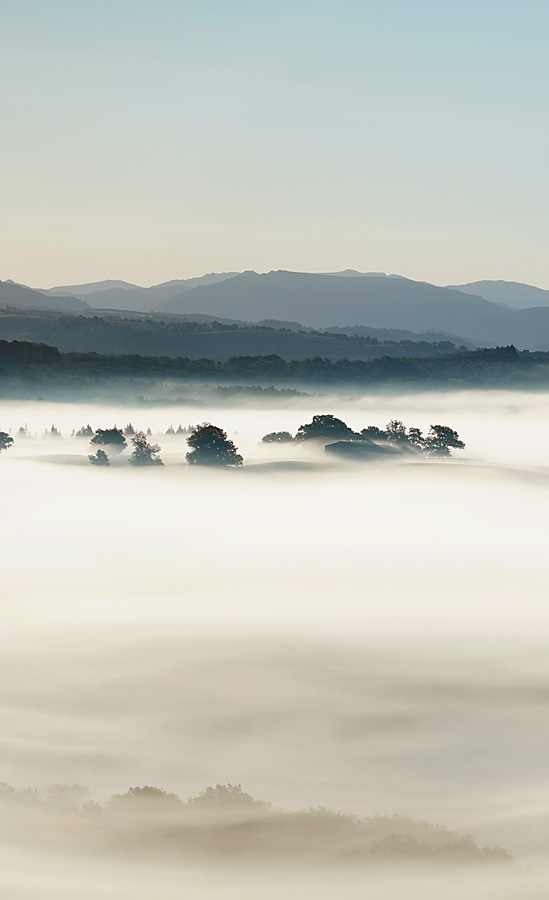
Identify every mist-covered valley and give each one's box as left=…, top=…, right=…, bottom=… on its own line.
left=1, top=390, right=549, bottom=896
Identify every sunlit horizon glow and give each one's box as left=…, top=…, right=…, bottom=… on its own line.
left=2, top=0, right=549, bottom=288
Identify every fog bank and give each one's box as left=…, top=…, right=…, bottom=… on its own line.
left=1, top=391, right=549, bottom=894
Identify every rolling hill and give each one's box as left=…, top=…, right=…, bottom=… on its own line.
left=448, top=279, right=549, bottom=310
left=0, top=310, right=466, bottom=361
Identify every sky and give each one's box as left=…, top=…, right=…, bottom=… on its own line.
left=2, top=0, right=549, bottom=288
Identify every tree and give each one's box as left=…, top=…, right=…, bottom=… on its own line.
left=88, top=449, right=110, bottom=466
left=423, top=425, right=465, bottom=457
left=90, top=427, right=127, bottom=454
left=186, top=423, right=243, bottom=467
left=129, top=431, right=163, bottom=466
left=75, top=424, right=94, bottom=438
left=0, top=432, right=14, bottom=453
left=385, top=419, right=409, bottom=444
left=262, top=431, right=294, bottom=443
left=295, top=414, right=354, bottom=442
left=123, top=423, right=136, bottom=437
left=407, top=427, right=425, bottom=450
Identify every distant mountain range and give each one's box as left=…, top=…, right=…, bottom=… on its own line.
left=3, top=270, right=549, bottom=350
left=42, top=273, right=240, bottom=311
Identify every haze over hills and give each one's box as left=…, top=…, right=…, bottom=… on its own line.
left=161, top=270, right=501, bottom=335
left=45, top=279, right=140, bottom=296
left=159, top=271, right=549, bottom=348
left=448, top=280, right=549, bottom=310
left=0, top=280, right=90, bottom=313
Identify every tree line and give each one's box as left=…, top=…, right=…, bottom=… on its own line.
left=0, top=339, right=544, bottom=394
left=0, top=415, right=465, bottom=465
left=0, top=780, right=510, bottom=865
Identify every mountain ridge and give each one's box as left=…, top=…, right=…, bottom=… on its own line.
left=6, top=271, right=549, bottom=349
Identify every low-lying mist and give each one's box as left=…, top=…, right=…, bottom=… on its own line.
left=2, top=390, right=549, bottom=896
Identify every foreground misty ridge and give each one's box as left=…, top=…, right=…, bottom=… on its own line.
left=0, top=781, right=509, bottom=866
left=0, top=414, right=465, bottom=467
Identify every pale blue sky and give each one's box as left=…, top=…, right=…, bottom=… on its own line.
left=2, top=0, right=548, bottom=287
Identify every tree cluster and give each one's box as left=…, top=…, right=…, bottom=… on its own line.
left=88, top=428, right=164, bottom=467
left=262, top=415, right=465, bottom=457
left=86, top=423, right=242, bottom=468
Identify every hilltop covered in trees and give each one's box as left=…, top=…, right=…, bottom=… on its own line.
left=0, top=780, right=510, bottom=866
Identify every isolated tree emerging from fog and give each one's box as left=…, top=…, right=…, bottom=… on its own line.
left=186, top=423, right=243, bottom=467
left=129, top=431, right=163, bottom=466
left=261, top=431, right=294, bottom=443
left=423, top=425, right=465, bottom=457
left=88, top=449, right=110, bottom=467
left=0, top=431, right=14, bottom=453
left=295, top=414, right=354, bottom=441
left=90, top=427, right=127, bottom=454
